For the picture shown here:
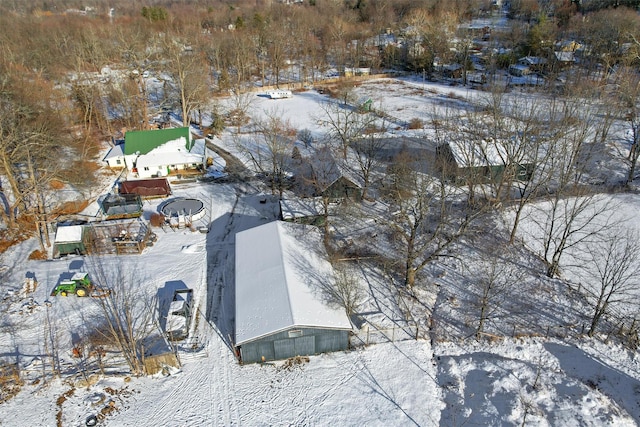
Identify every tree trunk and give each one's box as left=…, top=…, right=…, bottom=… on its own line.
left=588, top=308, right=604, bottom=337
left=626, top=122, right=640, bottom=183
left=405, top=266, right=416, bottom=288
left=477, top=296, right=488, bottom=337
left=628, top=144, right=639, bottom=184
left=546, top=262, right=559, bottom=278
left=509, top=207, right=523, bottom=244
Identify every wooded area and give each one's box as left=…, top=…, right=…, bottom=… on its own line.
left=1, top=0, right=640, bottom=271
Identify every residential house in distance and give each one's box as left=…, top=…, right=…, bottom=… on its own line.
left=235, top=221, right=352, bottom=364
left=553, top=40, right=581, bottom=69
left=435, top=140, right=534, bottom=185
left=292, top=147, right=363, bottom=201
left=519, top=56, right=547, bottom=73
left=508, top=63, right=531, bottom=77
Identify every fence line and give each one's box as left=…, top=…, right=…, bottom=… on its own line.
left=350, top=321, right=421, bottom=347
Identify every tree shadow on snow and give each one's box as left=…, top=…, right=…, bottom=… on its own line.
left=204, top=210, right=273, bottom=351
left=545, top=342, right=640, bottom=424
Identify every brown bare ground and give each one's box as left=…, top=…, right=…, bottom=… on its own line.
left=49, top=179, right=65, bottom=190
left=0, top=364, right=23, bottom=404
left=51, top=200, right=89, bottom=216
left=28, top=250, right=47, bottom=260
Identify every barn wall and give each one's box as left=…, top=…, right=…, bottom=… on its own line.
left=239, top=327, right=349, bottom=364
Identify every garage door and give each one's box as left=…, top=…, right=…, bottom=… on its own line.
left=273, top=336, right=316, bottom=360
left=274, top=339, right=295, bottom=360
left=294, top=336, right=315, bottom=356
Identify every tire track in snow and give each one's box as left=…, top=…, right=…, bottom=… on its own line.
left=204, top=187, right=243, bottom=425
left=208, top=330, right=241, bottom=425
left=205, top=189, right=239, bottom=328
left=241, top=355, right=359, bottom=426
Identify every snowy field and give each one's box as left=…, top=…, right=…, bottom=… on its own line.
left=1, top=78, right=640, bottom=426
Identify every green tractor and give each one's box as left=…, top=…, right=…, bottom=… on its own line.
left=51, top=273, right=93, bottom=297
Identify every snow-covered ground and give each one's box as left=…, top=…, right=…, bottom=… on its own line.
left=1, top=78, right=640, bottom=426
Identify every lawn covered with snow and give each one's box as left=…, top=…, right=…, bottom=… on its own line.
left=1, top=78, right=640, bottom=426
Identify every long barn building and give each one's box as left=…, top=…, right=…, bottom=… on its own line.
left=234, top=221, right=352, bottom=364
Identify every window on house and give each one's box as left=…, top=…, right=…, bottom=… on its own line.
left=116, top=159, right=121, bottom=165
left=144, top=167, right=150, bottom=171
left=288, top=330, right=303, bottom=338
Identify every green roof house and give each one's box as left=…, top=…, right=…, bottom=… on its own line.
left=124, top=127, right=192, bottom=156
left=119, top=127, right=192, bottom=172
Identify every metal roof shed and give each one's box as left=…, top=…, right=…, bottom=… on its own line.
left=235, top=221, right=352, bottom=364
left=100, top=193, right=143, bottom=219
left=53, top=225, right=88, bottom=258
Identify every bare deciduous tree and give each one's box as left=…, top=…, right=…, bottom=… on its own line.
left=384, top=148, right=479, bottom=287
left=329, top=264, right=364, bottom=316
left=611, top=67, right=640, bottom=184
left=469, top=249, right=524, bottom=338
left=228, top=90, right=255, bottom=133
left=463, top=89, right=556, bottom=243
left=112, top=24, right=159, bottom=130
left=529, top=100, right=614, bottom=277
left=87, top=259, right=156, bottom=376
left=0, top=70, right=68, bottom=249
left=350, top=134, right=387, bottom=201
left=574, top=230, right=640, bottom=337
left=162, top=31, right=211, bottom=127
left=241, top=110, right=296, bottom=199
left=316, top=87, right=377, bottom=159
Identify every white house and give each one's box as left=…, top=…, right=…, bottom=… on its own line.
left=134, top=138, right=206, bottom=179
left=103, top=143, right=125, bottom=169
left=103, top=127, right=207, bottom=179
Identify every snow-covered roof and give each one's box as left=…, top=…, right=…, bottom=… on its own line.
left=235, top=221, right=351, bottom=346
left=54, top=225, right=84, bottom=243
left=102, top=143, right=124, bottom=161
left=554, top=51, right=576, bottom=63
left=518, top=56, right=547, bottom=66
left=279, top=198, right=323, bottom=221
left=135, top=138, right=205, bottom=170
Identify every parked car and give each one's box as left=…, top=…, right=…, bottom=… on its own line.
left=166, top=289, right=193, bottom=341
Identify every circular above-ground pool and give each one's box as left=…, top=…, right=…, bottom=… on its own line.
left=161, top=198, right=206, bottom=222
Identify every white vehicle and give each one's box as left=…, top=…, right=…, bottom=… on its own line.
left=166, top=289, right=193, bottom=341
left=266, top=90, right=293, bottom=99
